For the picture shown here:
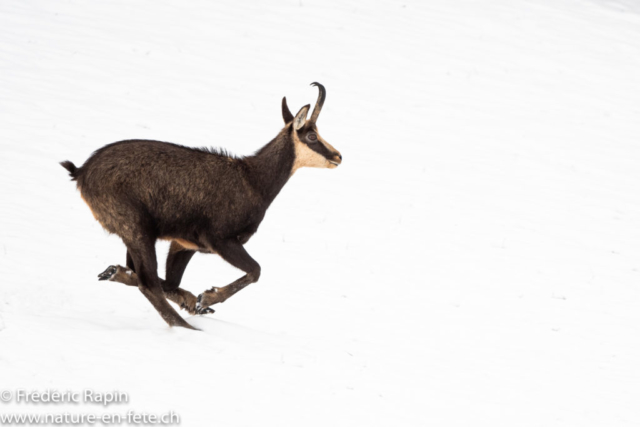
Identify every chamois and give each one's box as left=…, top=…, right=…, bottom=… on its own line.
left=60, top=83, right=342, bottom=330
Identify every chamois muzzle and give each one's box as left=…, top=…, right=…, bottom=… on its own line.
left=329, top=153, right=342, bottom=167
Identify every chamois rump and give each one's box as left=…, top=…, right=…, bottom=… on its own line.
left=60, top=83, right=341, bottom=330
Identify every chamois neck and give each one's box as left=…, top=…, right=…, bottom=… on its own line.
left=245, top=128, right=295, bottom=204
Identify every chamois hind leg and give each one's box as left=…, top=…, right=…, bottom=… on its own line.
left=97, top=248, right=141, bottom=285
left=97, top=249, right=142, bottom=287
left=98, top=242, right=212, bottom=315
left=95, top=249, right=138, bottom=285
left=162, top=241, right=213, bottom=315
left=98, top=264, right=138, bottom=286
left=125, top=237, right=196, bottom=330
left=98, top=263, right=211, bottom=316
left=197, top=239, right=261, bottom=310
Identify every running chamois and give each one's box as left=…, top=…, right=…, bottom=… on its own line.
left=60, top=83, right=342, bottom=330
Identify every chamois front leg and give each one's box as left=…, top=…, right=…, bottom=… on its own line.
left=197, top=239, right=261, bottom=310
left=97, top=265, right=214, bottom=315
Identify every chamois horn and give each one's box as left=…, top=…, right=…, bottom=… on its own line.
left=308, top=82, right=326, bottom=125
left=282, top=97, right=294, bottom=123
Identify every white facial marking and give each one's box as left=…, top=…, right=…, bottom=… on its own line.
left=291, top=131, right=332, bottom=175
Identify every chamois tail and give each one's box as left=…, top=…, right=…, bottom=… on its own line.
left=60, top=160, right=79, bottom=180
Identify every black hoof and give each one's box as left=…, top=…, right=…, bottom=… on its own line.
left=98, top=265, right=118, bottom=281
left=180, top=301, right=214, bottom=316
left=196, top=306, right=215, bottom=316
left=196, top=293, right=203, bottom=310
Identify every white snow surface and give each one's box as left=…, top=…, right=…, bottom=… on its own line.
left=1, top=0, right=640, bottom=425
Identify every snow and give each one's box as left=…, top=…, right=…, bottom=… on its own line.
left=1, top=0, right=640, bottom=425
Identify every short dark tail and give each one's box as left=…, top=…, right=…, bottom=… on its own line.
left=60, top=160, right=79, bottom=180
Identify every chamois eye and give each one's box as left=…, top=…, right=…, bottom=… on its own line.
left=306, top=133, right=318, bottom=143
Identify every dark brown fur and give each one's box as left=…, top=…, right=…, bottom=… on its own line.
left=61, top=83, right=342, bottom=329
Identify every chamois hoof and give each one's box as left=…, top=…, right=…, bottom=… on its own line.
left=196, top=287, right=226, bottom=310
left=98, top=265, right=118, bottom=281
left=196, top=306, right=215, bottom=315
left=178, top=301, right=215, bottom=316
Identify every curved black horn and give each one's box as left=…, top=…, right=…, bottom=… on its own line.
left=282, top=97, right=294, bottom=124
left=308, top=82, right=326, bottom=124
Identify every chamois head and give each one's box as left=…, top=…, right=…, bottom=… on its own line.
left=282, top=82, right=342, bottom=172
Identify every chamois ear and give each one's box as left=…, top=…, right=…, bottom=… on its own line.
left=293, top=104, right=310, bottom=131
left=282, top=97, right=294, bottom=124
